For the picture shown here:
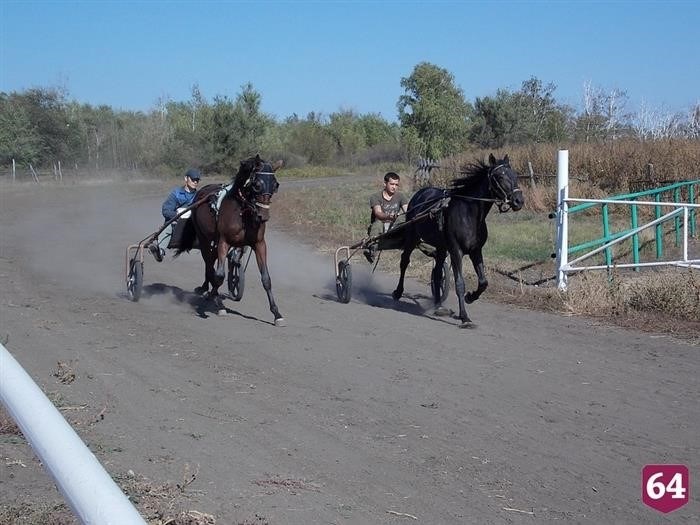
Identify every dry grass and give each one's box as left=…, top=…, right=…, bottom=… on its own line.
left=1, top=411, right=271, bottom=524
left=0, top=405, right=22, bottom=437
left=0, top=502, right=76, bottom=525
left=448, top=140, right=700, bottom=191
left=52, top=360, right=77, bottom=384
left=622, top=268, right=699, bottom=319
left=559, top=269, right=700, bottom=335
left=115, top=470, right=218, bottom=525
left=0, top=469, right=235, bottom=525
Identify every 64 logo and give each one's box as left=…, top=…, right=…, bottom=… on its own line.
left=642, top=465, right=690, bottom=513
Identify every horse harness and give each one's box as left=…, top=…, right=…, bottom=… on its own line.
left=210, top=169, right=278, bottom=220
left=486, top=163, right=523, bottom=212
left=452, top=163, right=522, bottom=213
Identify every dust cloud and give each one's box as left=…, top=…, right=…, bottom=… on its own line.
left=2, top=182, right=431, bottom=314
left=2, top=183, right=164, bottom=297
left=265, top=229, right=411, bottom=305
left=265, top=229, right=435, bottom=317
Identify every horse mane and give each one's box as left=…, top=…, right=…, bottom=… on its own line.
left=232, top=156, right=259, bottom=192
left=449, top=159, right=490, bottom=195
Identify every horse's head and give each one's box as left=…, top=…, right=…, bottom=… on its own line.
left=237, top=154, right=283, bottom=221
left=487, top=154, right=524, bottom=212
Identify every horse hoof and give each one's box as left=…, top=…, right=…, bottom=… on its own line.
left=392, top=290, right=403, bottom=300
left=459, top=320, right=476, bottom=329
left=194, top=286, right=207, bottom=295
left=465, top=293, right=475, bottom=304
left=217, top=308, right=228, bottom=316
left=274, top=317, right=286, bottom=327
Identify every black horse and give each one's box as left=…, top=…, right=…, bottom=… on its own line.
left=177, top=155, right=285, bottom=326
left=392, top=154, right=524, bottom=325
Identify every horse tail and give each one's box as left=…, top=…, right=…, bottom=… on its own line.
left=173, top=218, right=197, bottom=257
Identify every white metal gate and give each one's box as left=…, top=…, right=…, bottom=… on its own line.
left=554, top=150, right=700, bottom=291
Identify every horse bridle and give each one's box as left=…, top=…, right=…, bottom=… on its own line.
left=450, top=164, right=521, bottom=212
left=238, top=169, right=279, bottom=216
left=247, top=171, right=277, bottom=207
left=488, top=164, right=522, bottom=212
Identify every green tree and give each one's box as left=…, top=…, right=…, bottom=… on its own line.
left=2, top=87, right=84, bottom=166
left=513, top=77, right=572, bottom=143
left=470, top=77, right=571, bottom=147
left=283, top=112, right=335, bottom=165
left=397, top=62, right=472, bottom=159
left=470, top=90, right=518, bottom=148
left=235, top=83, right=272, bottom=156
left=204, top=83, right=272, bottom=172
left=327, top=109, right=366, bottom=164
left=357, top=113, right=397, bottom=147
left=0, top=93, right=45, bottom=165
left=163, top=100, right=206, bottom=168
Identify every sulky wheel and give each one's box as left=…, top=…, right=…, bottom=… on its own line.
left=430, top=259, right=451, bottom=303
left=227, top=248, right=245, bottom=301
left=127, top=257, right=143, bottom=302
left=336, top=260, right=352, bottom=303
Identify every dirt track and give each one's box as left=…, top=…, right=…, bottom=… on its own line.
left=1, top=181, right=698, bottom=524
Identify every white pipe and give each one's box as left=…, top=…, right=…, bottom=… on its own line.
left=683, top=207, right=689, bottom=262
left=556, top=150, right=569, bottom=291
left=0, top=343, right=147, bottom=525
left=563, top=260, right=700, bottom=271
left=567, top=198, right=700, bottom=208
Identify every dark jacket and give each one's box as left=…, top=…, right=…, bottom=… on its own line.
left=161, top=186, right=196, bottom=222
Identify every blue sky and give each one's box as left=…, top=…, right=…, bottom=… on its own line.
left=1, top=1, right=698, bottom=122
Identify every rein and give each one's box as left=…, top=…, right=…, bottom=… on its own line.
left=236, top=188, right=258, bottom=213
left=141, top=192, right=212, bottom=246
left=451, top=193, right=519, bottom=213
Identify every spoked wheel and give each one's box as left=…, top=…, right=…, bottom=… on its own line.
left=336, top=260, right=352, bottom=303
left=430, top=259, right=451, bottom=303
left=127, top=257, right=143, bottom=302
left=227, top=248, right=245, bottom=301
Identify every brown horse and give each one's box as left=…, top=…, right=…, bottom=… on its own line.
left=176, top=155, right=285, bottom=326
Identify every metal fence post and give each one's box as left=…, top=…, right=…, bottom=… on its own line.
left=602, top=203, right=612, bottom=267
left=556, top=150, right=569, bottom=291
left=689, top=183, right=696, bottom=237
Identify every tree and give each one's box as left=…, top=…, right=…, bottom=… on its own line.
left=235, top=82, right=270, bottom=155
left=397, top=62, right=472, bottom=159
left=0, top=94, right=44, bottom=165
left=470, top=90, right=518, bottom=148
left=575, top=81, right=631, bottom=141
left=631, top=101, right=685, bottom=140
left=327, top=109, right=366, bottom=163
left=515, top=77, right=569, bottom=142
left=469, top=77, right=571, bottom=147
left=283, top=112, right=335, bottom=165
left=688, top=103, right=700, bottom=139
left=189, top=83, right=206, bottom=132
left=204, top=83, right=272, bottom=172
left=0, top=87, right=83, bottom=166
left=357, top=113, right=397, bottom=148
left=355, top=114, right=402, bottom=164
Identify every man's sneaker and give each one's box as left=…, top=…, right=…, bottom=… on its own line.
left=363, top=248, right=375, bottom=264
left=148, top=243, right=164, bottom=262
